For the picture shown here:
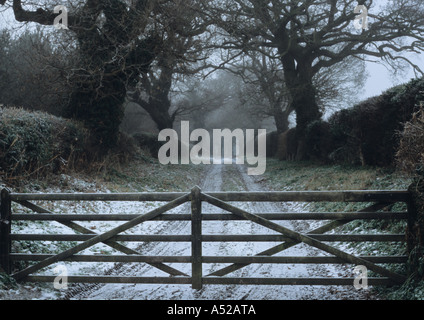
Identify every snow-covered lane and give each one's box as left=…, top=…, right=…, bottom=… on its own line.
left=67, top=164, right=372, bottom=300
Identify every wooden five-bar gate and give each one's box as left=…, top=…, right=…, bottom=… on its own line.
left=0, top=187, right=411, bottom=289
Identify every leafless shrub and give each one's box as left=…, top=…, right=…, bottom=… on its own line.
left=396, top=106, right=424, bottom=174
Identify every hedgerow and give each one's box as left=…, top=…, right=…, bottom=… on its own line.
left=308, top=77, right=424, bottom=167
left=0, top=107, right=88, bottom=180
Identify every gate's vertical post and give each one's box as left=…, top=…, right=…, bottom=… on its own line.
left=406, top=181, right=424, bottom=279
left=0, top=188, right=12, bottom=274
left=191, top=186, right=202, bottom=290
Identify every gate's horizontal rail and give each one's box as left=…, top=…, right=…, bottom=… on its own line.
left=24, top=275, right=396, bottom=286
left=10, top=233, right=406, bottom=242
left=10, top=254, right=408, bottom=264
left=10, top=212, right=408, bottom=221
left=10, top=190, right=409, bottom=202
left=203, top=277, right=396, bottom=286
left=26, top=275, right=193, bottom=285
left=203, top=191, right=409, bottom=202
left=10, top=193, right=188, bottom=202
left=11, top=254, right=192, bottom=263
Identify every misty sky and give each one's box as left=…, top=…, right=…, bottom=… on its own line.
left=362, top=61, right=422, bottom=100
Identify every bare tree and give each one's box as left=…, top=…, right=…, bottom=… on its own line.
left=170, top=76, right=228, bottom=130
left=170, top=70, right=264, bottom=131
left=208, top=0, right=424, bottom=158
left=1, top=0, right=168, bottom=151
left=224, top=48, right=366, bottom=134
left=226, top=50, right=294, bottom=133
left=0, top=27, right=72, bottom=115
left=126, top=1, right=214, bottom=131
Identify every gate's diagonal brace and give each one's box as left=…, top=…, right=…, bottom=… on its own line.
left=202, top=193, right=406, bottom=285
left=15, top=200, right=187, bottom=277
left=208, top=202, right=391, bottom=277
left=12, top=193, right=190, bottom=281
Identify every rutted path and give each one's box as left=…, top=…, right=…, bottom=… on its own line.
left=66, top=164, right=374, bottom=300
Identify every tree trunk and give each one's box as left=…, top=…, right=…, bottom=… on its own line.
left=133, top=63, right=176, bottom=131
left=280, top=54, right=322, bottom=160
left=142, top=97, right=174, bottom=131
left=66, top=63, right=127, bottom=153
left=273, top=105, right=291, bottom=134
